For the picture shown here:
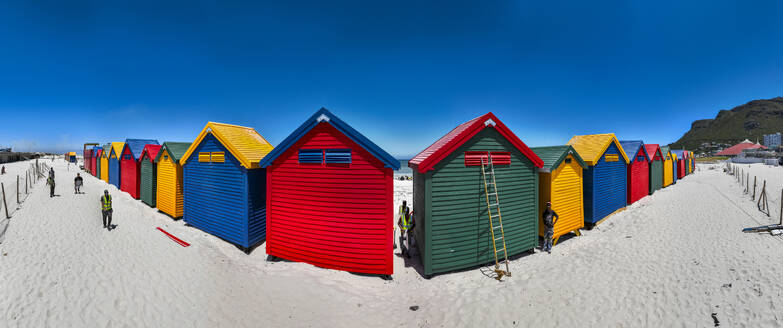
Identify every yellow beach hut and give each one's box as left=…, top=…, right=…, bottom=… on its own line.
left=154, top=142, right=191, bottom=218
left=662, top=146, right=673, bottom=187
left=100, top=144, right=111, bottom=183
left=531, top=145, right=587, bottom=243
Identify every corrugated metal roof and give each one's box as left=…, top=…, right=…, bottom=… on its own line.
left=670, top=149, right=685, bottom=159
left=408, top=112, right=543, bottom=173
left=67, top=152, right=76, bottom=156
left=155, top=142, right=191, bottom=163
left=123, top=139, right=160, bottom=160
left=644, top=144, right=663, bottom=162
left=140, top=144, right=162, bottom=163
left=566, top=133, right=630, bottom=166
left=181, top=122, right=274, bottom=169
left=619, top=140, right=649, bottom=162
left=530, top=145, right=587, bottom=172
left=109, top=142, right=125, bottom=159
left=258, top=108, right=400, bottom=169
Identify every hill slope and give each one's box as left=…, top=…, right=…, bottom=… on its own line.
left=670, top=97, right=783, bottom=151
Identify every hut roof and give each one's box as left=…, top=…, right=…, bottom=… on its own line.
left=181, top=122, right=274, bottom=169
left=566, top=133, right=630, bottom=165
left=123, top=139, right=160, bottom=161
left=530, top=145, right=587, bottom=172
left=643, top=144, right=664, bottom=162
left=109, top=142, right=125, bottom=159
left=155, top=142, right=192, bottom=164
left=259, top=108, right=399, bottom=169
left=140, top=144, right=162, bottom=163
left=619, top=140, right=650, bottom=162
left=408, top=112, right=543, bottom=173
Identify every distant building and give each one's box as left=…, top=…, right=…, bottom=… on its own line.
left=763, top=133, right=782, bottom=149
left=715, top=139, right=767, bottom=157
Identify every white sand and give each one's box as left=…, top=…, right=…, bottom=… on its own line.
left=1, top=160, right=783, bottom=327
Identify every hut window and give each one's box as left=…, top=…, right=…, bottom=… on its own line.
left=124, top=154, right=132, bottom=160
left=210, top=152, right=225, bottom=163
left=565, top=158, right=572, bottom=164
left=464, top=152, right=511, bottom=166
left=198, top=152, right=210, bottom=162
left=299, top=149, right=324, bottom=163
left=325, top=149, right=351, bottom=164
left=604, top=154, right=619, bottom=162
left=637, top=155, right=646, bottom=162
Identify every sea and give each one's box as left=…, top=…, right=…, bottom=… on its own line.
left=396, top=159, right=412, bottom=176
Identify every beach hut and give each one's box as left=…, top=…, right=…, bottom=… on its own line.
left=567, top=133, right=629, bottom=225
left=690, top=151, right=695, bottom=173
left=139, top=144, right=162, bottom=207
left=662, top=146, right=673, bottom=187
left=67, top=152, right=77, bottom=163
left=259, top=108, right=400, bottom=275
left=671, top=150, right=684, bottom=179
left=619, top=140, right=650, bottom=205
left=155, top=142, right=191, bottom=218
left=84, top=149, right=93, bottom=173
left=120, top=139, right=160, bottom=199
left=108, top=142, right=125, bottom=189
left=408, top=112, right=544, bottom=277
left=670, top=151, right=678, bottom=184
left=531, top=145, right=586, bottom=244
left=644, top=144, right=664, bottom=194
left=90, top=146, right=100, bottom=176
left=93, top=148, right=102, bottom=178
left=181, top=122, right=274, bottom=249
left=100, top=144, right=111, bottom=183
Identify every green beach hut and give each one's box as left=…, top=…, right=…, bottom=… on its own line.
left=408, top=112, right=544, bottom=277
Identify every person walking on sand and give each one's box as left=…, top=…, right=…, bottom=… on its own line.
left=101, top=190, right=113, bottom=230
left=542, top=202, right=559, bottom=254
left=46, top=176, right=55, bottom=197
left=74, top=173, right=83, bottom=194
left=49, top=167, right=55, bottom=180
left=397, top=200, right=415, bottom=258
left=1, top=165, right=5, bottom=175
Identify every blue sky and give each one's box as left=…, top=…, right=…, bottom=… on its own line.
left=0, top=1, right=781, bottom=157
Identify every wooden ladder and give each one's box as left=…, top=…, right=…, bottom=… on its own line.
left=481, top=151, right=510, bottom=280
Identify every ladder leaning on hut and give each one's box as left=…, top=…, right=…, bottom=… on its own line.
left=480, top=151, right=511, bottom=280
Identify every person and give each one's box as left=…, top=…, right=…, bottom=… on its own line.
left=541, top=202, right=559, bottom=253
left=74, top=173, right=83, bottom=194
left=397, top=200, right=415, bottom=258
left=101, top=190, right=113, bottom=230
left=1, top=166, right=5, bottom=175
left=46, top=176, right=55, bottom=197
left=49, top=167, right=55, bottom=180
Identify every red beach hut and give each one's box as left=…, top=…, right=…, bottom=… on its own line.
left=120, top=139, right=160, bottom=199
left=258, top=108, right=400, bottom=276
left=619, top=140, right=650, bottom=205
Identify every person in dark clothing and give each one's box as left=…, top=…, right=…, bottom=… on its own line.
left=49, top=168, right=55, bottom=180
left=46, top=176, right=55, bottom=197
left=397, top=200, right=415, bottom=258
left=541, top=202, right=559, bottom=253
left=101, top=190, right=113, bottom=230
left=1, top=166, right=5, bottom=175
left=74, top=173, right=83, bottom=194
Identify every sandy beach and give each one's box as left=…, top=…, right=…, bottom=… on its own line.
left=1, top=160, right=782, bottom=327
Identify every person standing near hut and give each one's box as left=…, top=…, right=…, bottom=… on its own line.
left=542, top=202, right=559, bottom=254
left=397, top=200, right=415, bottom=258
left=74, top=173, right=83, bottom=194
left=100, top=190, right=113, bottom=230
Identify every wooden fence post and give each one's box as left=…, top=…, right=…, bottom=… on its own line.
left=753, top=176, right=757, bottom=200
left=779, top=188, right=783, bottom=225
left=2, top=183, right=8, bottom=219
left=16, top=175, right=19, bottom=204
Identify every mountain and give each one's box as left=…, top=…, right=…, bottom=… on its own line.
left=670, top=97, right=783, bottom=152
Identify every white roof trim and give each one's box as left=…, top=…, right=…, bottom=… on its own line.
left=317, top=114, right=331, bottom=122
left=484, top=119, right=496, bottom=126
